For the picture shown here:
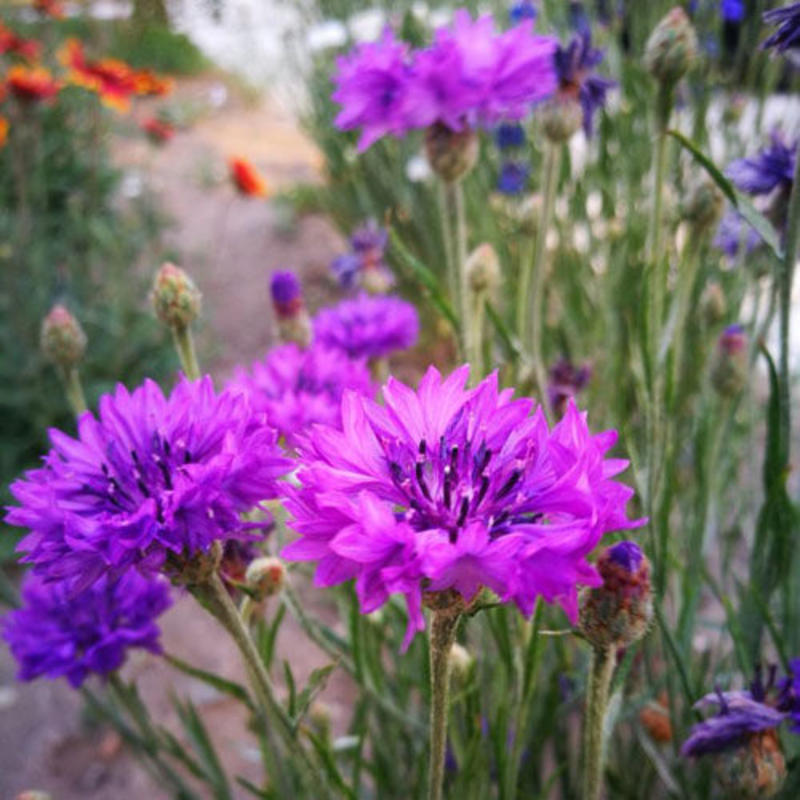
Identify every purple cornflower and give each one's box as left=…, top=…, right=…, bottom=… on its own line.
left=720, top=0, right=745, bottom=24
left=270, top=271, right=304, bottom=318
left=313, top=292, right=419, bottom=360
left=762, top=3, right=800, bottom=55
left=552, top=30, right=616, bottom=136
left=497, top=161, right=530, bottom=195
left=281, top=366, right=644, bottom=648
left=713, top=211, right=762, bottom=259
left=331, top=220, right=393, bottom=291
left=509, top=2, right=537, bottom=24
left=681, top=689, right=787, bottom=756
left=778, top=660, right=800, bottom=731
left=333, top=12, right=557, bottom=150
left=569, top=2, right=591, bottom=35
left=2, top=571, right=171, bottom=688
left=332, top=29, right=412, bottom=151
left=725, top=132, right=797, bottom=197
left=548, top=358, right=592, bottom=417
left=494, top=122, right=526, bottom=150
left=229, top=342, right=374, bottom=447
left=7, top=377, right=291, bottom=587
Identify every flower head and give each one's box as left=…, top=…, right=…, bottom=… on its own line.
left=0, top=23, right=41, bottom=61
left=762, top=3, right=800, bottom=55
left=270, top=271, right=304, bottom=318
left=552, top=29, right=615, bottom=136
left=497, top=161, right=530, bottom=195
left=778, top=660, right=800, bottom=731
left=228, top=342, right=374, bottom=447
left=494, top=122, right=526, bottom=150
left=548, top=357, right=591, bottom=417
left=332, top=28, right=412, bottom=151
left=713, top=211, right=762, bottom=259
left=41, top=304, right=87, bottom=368
left=142, top=117, right=175, bottom=145
left=7, top=376, right=291, bottom=586
left=59, top=39, right=138, bottom=112
left=282, top=366, right=644, bottom=648
left=0, top=115, right=8, bottom=148
left=229, top=157, right=268, bottom=197
left=331, top=221, right=394, bottom=292
left=510, top=2, right=537, bottom=24
left=2, top=571, right=171, bottom=688
left=314, top=292, right=419, bottom=360
left=151, top=262, right=202, bottom=328
left=6, top=66, right=61, bottom=103
left=720, top=0, right=745, bottom=23
left=726, top=132, right=797, bottom=197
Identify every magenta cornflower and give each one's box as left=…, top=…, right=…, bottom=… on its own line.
left=7, top=376, right=291, bottom=586
left=270, top=270, right=304, bottom=318
left=281, top=366, right=644, bottom=648
left=2, top=571, right=171, bottom=688
left=332, top=11, right=557, bottom=151
left=228, top=342, right=374, bottom=447
left=313, top=292, right=419, bottom=360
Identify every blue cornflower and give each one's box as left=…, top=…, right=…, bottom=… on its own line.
left=762, top=3, right=800, bottom=54
left=713, top=211, right=762, bottom=259
left=720, top=0, right=745, bottom=24
left=509, top=1, right=537, bottom=25
left=553, top=30, right=616, bottom=136
left=497, top=161, right=530, bottom=195
left=494, top=122, right=526, bottom=150
left=725, top=132, right=796, bottom=196
left=569, top=2, right=591, bottom=35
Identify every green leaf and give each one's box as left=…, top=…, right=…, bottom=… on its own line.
left=388, top=227, right=459, bottom=330
left=485, top=301, right=522, bottom=363
left=165, top=654, right=253, bottom=710
left=283, top=659, right=297, bottom=717
left=292, top=662, right=337, bottom=729
left=667, top=129, right=784, bottom=259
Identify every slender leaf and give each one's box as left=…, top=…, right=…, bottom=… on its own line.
left=165, top=653, right=253, bottom=711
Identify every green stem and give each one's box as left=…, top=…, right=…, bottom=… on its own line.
left=466, top=291, right=486, bottom=379
left=427, top=610, right=461, bottom=800
left=60, top=366, right=88, bottom=416
left=197, top=569, right=329, bottom=798
left=171, top=322, right=201, bottom=380
left=778, top=141, right=800, bottom=462
left=454, top=181, right=470, bottom=365
left=439, top=180, right=457, bottom=306
left=519, top=141, right=560, bottom=411
left=582, top=646, right=616, bottom=800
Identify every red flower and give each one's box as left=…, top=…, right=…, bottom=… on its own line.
left=229, top=157, right=268, bottom=197
left=0, top=115, right=8, bottom=148
left=5, top=65, right=61, bottom=103
left=132, top=69, right=173, bottom=97
left=0, top=23, right=42, bottom=61
left=59, top=38, right=137, bottom=112
left=141, top=116, right=175, bottom=144
left=33, top=0, right=65, bottom=19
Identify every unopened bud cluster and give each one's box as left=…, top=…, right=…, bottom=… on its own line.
left=579, top=541, right=652, bottom=649
left=151, top=262, right=202, bottom=329
left=40, top=304, right=87, bottom=368
left=711, top=324, right=747, bottom=397
left=466, top=244, right=501, bottom=294
left=245, top=556, right=286, bottom=601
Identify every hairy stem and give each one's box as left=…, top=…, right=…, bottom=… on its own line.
left=454, top=181, right=470, bottom=365
left=171, top=322, right=201, bottom=380
left=582, top=646, right=616, bottom=800
left=519, top=141, right=560, bottom=411
left=427, top=610, right=460, bottom=800
left=60, top=366, right=87, bottom=416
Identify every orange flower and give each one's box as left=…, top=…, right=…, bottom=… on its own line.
left=639, top=693, right=672, bottom=743
left=0, top=23, right=42, bottom=61
left=5, top=65, right=61, bottom=103
left=141, top=116, right=175, bottom=144
left=0, top=116, right=9, bottom=148
left=229, top=157, right=268, bottom=197
left=132, top=69, right=174, bottom=97
left=33, top=0, right=65, bottom=18
left=59, top=38, right=137, bottom=112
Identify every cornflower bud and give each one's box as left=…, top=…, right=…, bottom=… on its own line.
left=466, top=243, right=501, bottom=295
left=151, top=262, right=202, bottom=329
left=711, top=324, right=747, bottom=397
left=245, top=556, right=286, bottom=601
left=579, top=541, right=652, bottom=649
left=40, top=304, right=87, bottom=368
left=701, top=282, right=727, bottom=326
left=644, top=7, right=698, bottom=86
left=711, top=729, right=786, bottom=800
left=270, top=271, right=312, bottom=347
left=448, top=642, right=475, bottom=685
left=540, top=95, right=583, bottom=144
left=425, top=122, right=479, bottom=183
left=683, top=180, right=724, bottom=235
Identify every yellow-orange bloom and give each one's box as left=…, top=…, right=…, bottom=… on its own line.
left=133, top=69, right=174, bottom=97
left=0, top=23, right=41, bottom=61
left=0, top=116, right=9, bottom=148
left=5, top=65, right=62, bottom=103
left=229, top=157, right=268, bottom=197
left=59, top=38, right=138, bottom=112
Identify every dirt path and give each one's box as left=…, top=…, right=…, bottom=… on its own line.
left=0, top=75, right=356, bottom=800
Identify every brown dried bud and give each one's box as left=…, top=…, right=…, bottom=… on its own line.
left=425, top=122, right=479, bottom=183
